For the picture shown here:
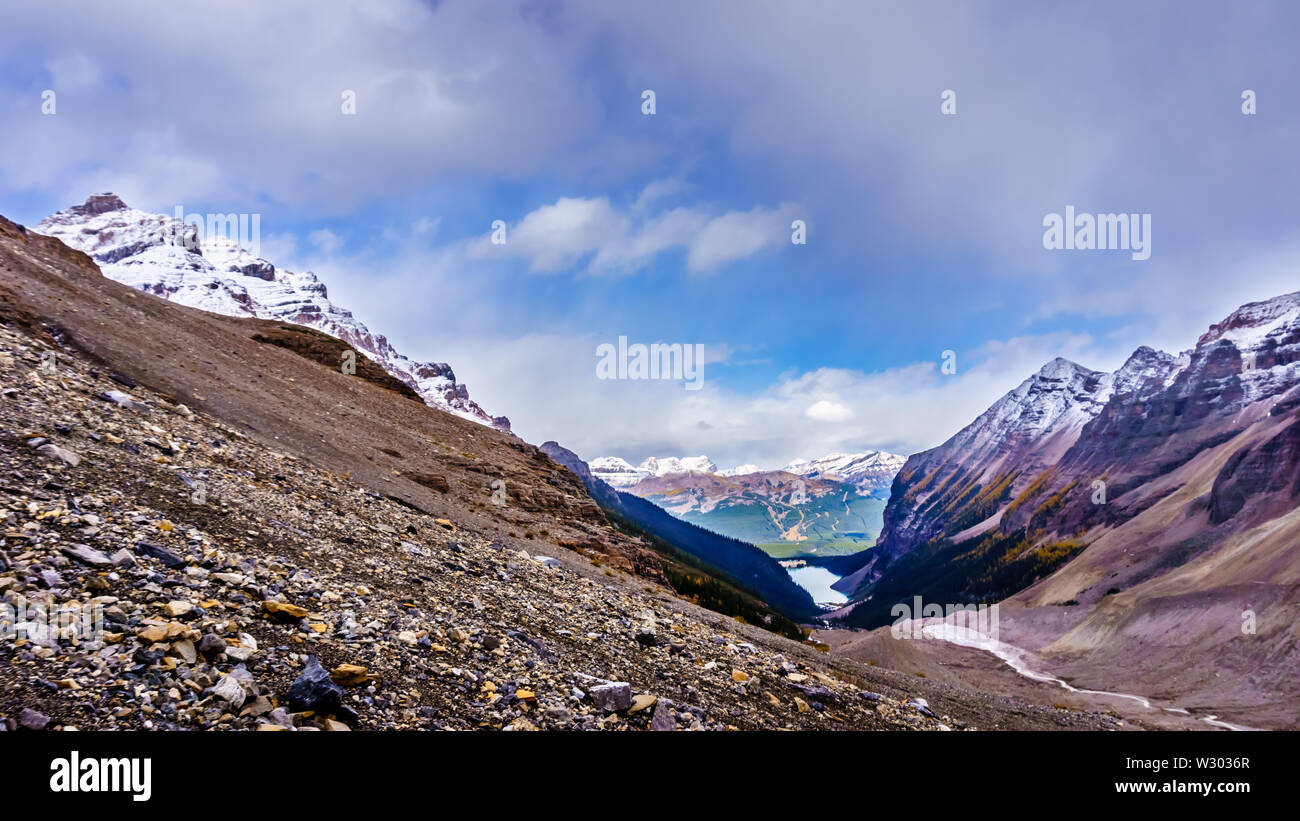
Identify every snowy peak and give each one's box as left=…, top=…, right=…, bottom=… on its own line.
left=68, top=192, right=129, bottom=217
left=588, top=456, right=647, bottom=488
left=718, top=464, right=762, bottom=477
left=873, top=289, right=1300, bottom=571
left=641, top=455, right=718, bottom=476
left=1197, top=290, right=1300, bottom=352
left=591, top=450, right=904, bottom=494
left=39, top=194, right=508, bottom=432
left=781, top=451, right=906, bottom=496
left=590, top=454, right=717, bottom=488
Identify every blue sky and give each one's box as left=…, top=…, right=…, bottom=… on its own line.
left=3, top=0, right=1300, bottom=468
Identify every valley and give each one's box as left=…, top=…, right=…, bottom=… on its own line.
left=3, top=193, right=1296, bottom=730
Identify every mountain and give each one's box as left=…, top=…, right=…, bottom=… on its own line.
left=591, top=450, right=905, bottom=557
left=842, top=349, right=1178, bottom=591
left=830, top=291, right=1300, bottom=726
left=539, top=443, right=819, bottom=622
left=0, top=210, right=987, bottom=732
left=781, top=451, right=906, bottom=498
left=38, top=194, right=509, bottom=432
left=591, top=454, right=718, bottom=488
left=625, top=470, right=886, bottom=558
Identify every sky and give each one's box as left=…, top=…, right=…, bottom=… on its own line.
left=2, top=0, right=1299, bottom=470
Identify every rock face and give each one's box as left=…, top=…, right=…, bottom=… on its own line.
left=868, top=350, right=1178, bottom=577
left=847, top=292, right=1300, bottom=602
left=829, top=291, right=1300, bottom=726
left=38, top=194, right=509, bottom=432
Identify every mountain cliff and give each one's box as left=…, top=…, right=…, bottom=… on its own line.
left=831, top=291, right=1300, bottom=726
left=38, top=194, right=508, bottom=432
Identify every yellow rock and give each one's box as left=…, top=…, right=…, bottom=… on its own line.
left=162, top=600, right=192, bottom=617
left=256, top=724, right=288, bottom=732
left=308, top=622, right=327, bottom=633
left=764, top=691, right=781, bottom=706
left=330, top=664, right=369, bottom=686
left=159, top=520, right=174, bottom=532
left=323, top=719, right=350, bottom=732
left=138, top=625, right=169, bottom=643
left=795, top=697, right=811, bottom=713
left=515, top=689, right=536, bottom=702
left=731, top=669, right=749, bottom=683
left=262, top=601, right=308, bottom=620
left=629, top=694, right=657, bottom=714
left=434, top=518, right=455, bottom=531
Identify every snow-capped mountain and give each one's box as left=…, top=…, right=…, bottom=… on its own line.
left=38, top=194, right=509, bottom=431
left=590, top=454, right=718, bottom=488
left=592, top=451, right=905, bottom=491
left=781, top=451, right=907, bottom=497
left=846, top=289, right=1300, bottom=600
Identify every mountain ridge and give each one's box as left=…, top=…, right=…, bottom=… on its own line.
left=826, top=289, right=1300, bottom=727
left=38, top=194, right=509, bottom=432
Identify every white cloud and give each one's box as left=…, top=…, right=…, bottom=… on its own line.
left=804, top=399, right=853, bottom=423
left=469, top=195, right=799, bottom=274
left=426, top=326, right=1127, bottom=471
left=308, top=229, right=343, bottom=255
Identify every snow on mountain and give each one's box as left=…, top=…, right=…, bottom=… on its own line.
left=588, top=457, right=650, bottom=488
left=38, top=194, right=508, bottom=431
left=590, top=454, right=718, bottom=488
left=781, top=451, right=907, bottom=495
left=865, top=289, right=1300, bottom=579
left=591, top=450, right=905, bottom=493
left=641, top=455, right=718, bottom=476
left=929, top=349, right=1180, bottom=486
left=718, top=464, right=762, bottom=477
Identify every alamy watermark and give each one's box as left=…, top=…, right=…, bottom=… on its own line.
left=891, top=595, right=1000, bottom=642
left=1, top=595, right=104, bottom=649
left=169, top=206, right=261, bottom=257
left=596, top=336, right=704, bottom=390
left=1042, top=206, right=1150, bottom=260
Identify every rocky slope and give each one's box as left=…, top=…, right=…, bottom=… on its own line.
left=0, top=209, right=1121, bottom=732
left=38, top=194, right=508, bottom=432
left=0, top=321, right=957, bottom=732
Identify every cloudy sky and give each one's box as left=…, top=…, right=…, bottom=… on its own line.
left=3, top=0, right=1299, bottom=469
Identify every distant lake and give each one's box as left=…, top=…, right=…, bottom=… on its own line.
left=788, top=565, right=848, bottom=605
